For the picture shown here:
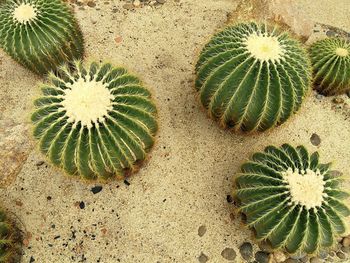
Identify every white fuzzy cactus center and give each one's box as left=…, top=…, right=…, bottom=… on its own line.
left=335, top=47, right=349, bottom=57
left=62, top=78, right=114, bottom=129
left=282, top=168, right=325, bottom=209
left=13, top=3, right=37, bottom=23
left=245, top=34, right=283, bottom=61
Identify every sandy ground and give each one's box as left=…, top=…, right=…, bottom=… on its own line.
left=0, top=0, right=350, bottom=262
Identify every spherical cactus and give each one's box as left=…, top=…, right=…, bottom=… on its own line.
left=195, top=22, right=311, bottom=133
left=0, top=0, right=84, bottom=75
left=234, top=144, right=350, bottom=255
left=31, top=61, right=158, bottom=181
left=0, top=207, right=20, bottom=262
left=309, top=38, right=350, bottom=95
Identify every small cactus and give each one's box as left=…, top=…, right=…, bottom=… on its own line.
left=0, top=207, right=20, bottom=263
left=195, top=22, right=311, bottom=132
left=0, top=0, right=84, bottom=75
left=309, top=38, right=350, bottom=95
left=234, top=144, right=350, bottom=255
left=32, top=61, right=158, bottom=181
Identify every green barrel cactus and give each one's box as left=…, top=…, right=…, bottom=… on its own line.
left=195, top=22, right=311, bottom=133
left=31, top=61, right=158, bottom=181
left=0, top=0, right=84, bottom=75
left=234, top=144, right=350, bottom=255
left=309, top=38, right=350, bottom=95
left=0, top=207, right=19, bottom=263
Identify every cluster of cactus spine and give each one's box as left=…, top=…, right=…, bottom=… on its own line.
left=234, top=144, right=350, bottom=255
left=0, top=0, right=84, bottom=75
left=309, top=38, right=350, bottom=95
left=195, top=22, right=311, bottom=133
left=31, top=61, right=158, bottom=181
left=0, top=207, right=19, bottom=263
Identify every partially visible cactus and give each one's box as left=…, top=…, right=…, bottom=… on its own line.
left=0, top=0, right=84, bottom=75
left=234, top=144, right=350, bottom=255
left=309, top=38, right=350, bottom=95
left=195, top=22, right=311, bottom=133
left=0, top=207, right=20, bottom=263
left=32, top=61, right=158, bottom=181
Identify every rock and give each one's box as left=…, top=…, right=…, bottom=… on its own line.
left=316, top=94, right=324, bottom=100
left=332, top=97, right=344, bottom=104
left=133, top=0, right=141, bottom=7
left=221, top=248, right=236, bottom=261
left=273, top=251, right=286, bottom=262
left=310, top=257, right=322, bottom=263
left=255, top=251, right=269, bottom=263
left=0, top=121, right=32, bottom=187
left=342, top=237, right=350, bottom=247
left=283, top=259, right=299, bottom=263
left=239, top=242, right=253, bottom=260
left=91, top=186, right=103, bottom=194
left=198, top=252, right=208, bottom=263
left=258, top=241, right=273, bottom=252
left=310, top=133, right=321, bottom=146
left=156, top=0, right=166, bottom=3
left=79, top=201, right=85, bottom=209
left=336, top=251, right=346, bottom=259
left=341, top=246, right=350, bottom=253
left=87, top=1, right=96, bottom=7
left=290, top=253, right=306, bottom=260
left=123, top=3, right=134, bottom=9
left=197, top=225, right=206, bottom=237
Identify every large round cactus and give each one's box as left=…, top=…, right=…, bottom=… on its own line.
left=195, top=22, right=311, bottom=133
left=31, top=61, right=158, bottom=181
left=0, top=0, right=84, bottom=75
left=309, top=38, right=350, bottom=95
left=234, top=144, right=350, bottom=255
left=0, top=207, right=19, bottom=263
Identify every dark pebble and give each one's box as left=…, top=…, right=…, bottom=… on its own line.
left=198, top=252, right=208, bottom=263
left=79, top=201, right=85, bottom=209
left=226, top=195, right=233, bottom=203
left=255, top=251, right=269, bottom=263
left=156, top=0, right=166, bottom=3
left=221, top=248, right=236, bottom=261
left=87, top=1, right=96, bottom=7
left=198, top=225, right=206, bottom=237
left=336, top=251, right=346, bottom=259
left=310, top=133, right=321, bottom=146
left=91, top=186, right=103, bottom=194
left=239, top=242, right=253, bottom=260
left=124, top=180, right=130, bottom=186
left=332, top=97, right=344, bottom=104
left=36, top=161, right=45, bottom=166
left=29, top=256, right=35, bottom=263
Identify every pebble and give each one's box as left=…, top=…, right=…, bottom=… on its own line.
left=272, top=251, right=286, bottom=262
left=283, top=259, right=299, bottom=263
left=79, top=201, right=85, bottom=209
left=221, top=248, right=236, bottom=261
left=332, top=97, right=344, bottom=104
left=336, top=251, right=346, bottom=259
left=197, top=225, right=206, bottom=237
left=91, top=185, right=103, bottom=194
left=133, top=0, right=141, bottom=7
left=258, top=241, right=273, bottom=252
left=198, top=252, right=208, bottom=263
left=342, top=237, right=350, bottom=247
left=290, top=253, right=306, bottom=260
left=341, top=246, right=350, bottom=253
left=156, top=0, right=166, bottom=3
left=123, top=3, right=134, bottom=9
left=310, top=133, right=321, bottom=146
left=87, top=1, right=96, bottom=7
left=310, top=257, right=322, bottom=263
left=255, top=251, right=269, bottom=263
left=316, top=94, right=324, bottom=100
left=239, top=242, right=253, bottom=260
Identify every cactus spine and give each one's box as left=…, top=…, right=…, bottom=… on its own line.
left=309, top=38, right=350, bottom=95
left=234, top=144, right=350, bottom=255
left=32, top=61, right=158, bottom=181
left=0, top=207, right=20, bottom=263
left=195, top=22, right=311, bottom=133
left=0, top=0, right=84, bottom=75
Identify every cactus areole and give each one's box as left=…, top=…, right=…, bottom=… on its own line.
left=195, top=22, right=311, bottom=132
left=0, top=0, right=84, bottom=75
left=31, top=61, right=158, bottom=181
left=234, top=144, right=350, bottom=255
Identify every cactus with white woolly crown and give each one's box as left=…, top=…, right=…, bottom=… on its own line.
left=195, top=22, right=311, bottom=133
left=31, top=61, right=158, bottom=181
left=0, top=0, right=84, bottom=75
left=234, top=144, right=350, bottom=255
left=309, top=38, right=350, bottom=95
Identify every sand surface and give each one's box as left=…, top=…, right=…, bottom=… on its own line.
left=0, top=0, right=349, bottom=262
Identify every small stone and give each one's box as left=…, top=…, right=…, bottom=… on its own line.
left=326, top=30, right=337, bottom=37
left=198, top=252, right=208, bottom=263
left=133, top=0, right=141, bottom=7
left=226, top=195, right=233, bottom=203
left=239, top=242, right=253, bottom=260
left=290, top=253, right=306, bottom=260
left=316, top=94, right=324, bottom=100
left=36, top=160, right=45, bottom=166
left=258, top=241, right=273, bottom=252
left=115, top=35, right=123, bottom=44
left=318, top=251, right=328, bottom=259
left=156, top=0, right=166, bottom=3
left=273, top=251, right=286, bottom=262
left=123, top=3, right=134, bottom=9
left=29, top=256, right=35, bottom=263
left=300, top=256, right=309, bottom=263
left=336, top=251, right=346, bottom=259
left=341, top=246, right=350, bottom=253
left=342, top=237, right=350, bottom=247
left=198, top=225, right=206, bottom=237
left=332, top=97, right=344, bottom=104
left=310, top=257, right=322, bottom=263
left=310, top=133, right=321, bottom=146
left=87, top=1, right=96, bottom=7
left=79, top=201, right=85, bottom=209
left=221, top=248, right=237, bottom=261
left=283, top=259, right=299, bottom=263
left=91, top=185, right=103, bottom=194
left=255, top=251, right=269, bottom=263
